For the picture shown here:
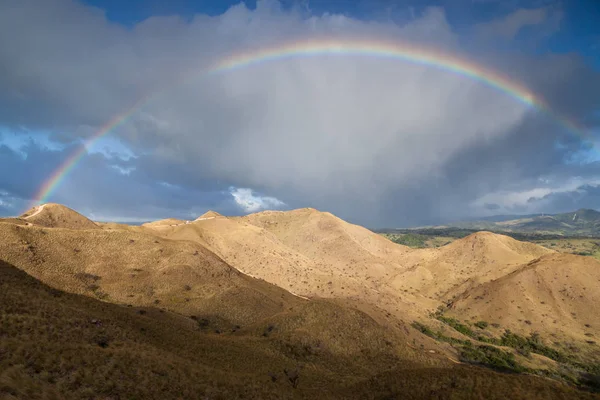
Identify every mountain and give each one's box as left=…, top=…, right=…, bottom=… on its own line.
left=430, top=209, right=600, bottom=236
left=2, top=203, right=600, bottom=396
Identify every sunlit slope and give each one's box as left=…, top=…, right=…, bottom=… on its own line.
left=390, top=231, right=554, bottom=302
left=154, top=215, right=333, bottom=298
left=446, top=253, right=600, bottom=348
left=152, top=209, right=439, bottom=324
left=141, top=218, right=187, bottom=227
left=242, top=208, right=412, bottom=270
left=196, top=210, right=223, bottom=219
left=0, top=220, right=302, bottom=326
left=20, top=203, right=100, bottom=229
left=158, top=211, right=560, bottom=321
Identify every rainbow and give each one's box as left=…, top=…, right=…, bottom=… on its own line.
left=30, top=38, right=588, bottom=209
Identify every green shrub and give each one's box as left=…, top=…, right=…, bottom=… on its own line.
left=474, top=321, right=489, bottom=329
left=437, top=316, right=475, bottom=337
left=460, top=345, right=526, bottom=373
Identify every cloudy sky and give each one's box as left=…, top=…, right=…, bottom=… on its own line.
left=0, top=0, right=599, bottom=227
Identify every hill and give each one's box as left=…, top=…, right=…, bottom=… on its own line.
left=3, top=259, right=597, bottom=399
left=153, top=208, right=431, bottom=322
left=446, top=253, right=600, bottom=350
left=196, top=210, right=223, bottom=220
left=2, top=204, right=600, bottom=395
left=141, top=218, right=187, bottom=228
left=389, top=231, right=554, bottom=303
left=0, top=218, right=302, bottom=326
left=19, top=203, right=99, bottom=230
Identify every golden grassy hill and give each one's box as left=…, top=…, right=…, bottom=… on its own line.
left=242, top=208, right=412, bottom=268
left=152, top=209, right=436, bottom=325
left=2, top=258, right=596, bottom=399
left=445, top=253, right=600, bottom=354
left=19, top=203, right=100, bottom=230
left=197, top=210, right=223, bottom=219
left=390, top=231, right=554, bottom=303
left=0, top=219, right=303, bottom=327
left=157, top=211, right=565, bottom=328
left=3, top=204, right=600, bottom=395
left=154, top=215, right=330, bottom=299
left=141, top=218, right=187, bottom=227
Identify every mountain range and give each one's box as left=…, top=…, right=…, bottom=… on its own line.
left=435, top=209, right=600, bottom=236
left=1, top=203, right=599, bottom=398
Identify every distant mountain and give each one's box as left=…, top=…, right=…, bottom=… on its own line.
left=443, top=209, right=600, bottom=236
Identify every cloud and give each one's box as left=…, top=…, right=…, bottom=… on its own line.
left=484, top=203, right=501, bottom=210
left=524, top=183, right=600, bottom=213
left=473, top=5, right=562, bottom=40
left=230, top=187, right=286, bottom=213
left=471, top=176, right=600, bottom=215
left=0, top=0, right=598, bottom=226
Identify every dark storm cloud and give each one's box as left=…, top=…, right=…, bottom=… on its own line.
left=0, top=0, right=598, bottom=224
left=525, top=184, right=600, bottom=213
left=484, top=203, right=501, bottom=210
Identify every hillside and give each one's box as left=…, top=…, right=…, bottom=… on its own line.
left=154, top=208, right=433, bottom=322
left=390, top=231, right=554, bottom=302
left=19, top=203, right=99, bottom=230
left=2, top=203, right=600, bottom=395
left=3, top=259, right=594, bottom=399
left=141, top=218, right=187, bottom=227
left=0, top=218, right=302, bottom=326
left=196, top=210, right=223, bottom=219
left=446, top=253, right=600, bottom=349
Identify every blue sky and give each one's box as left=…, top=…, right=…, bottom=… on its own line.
left=81, top=0, right=599, bottom=62
left=0, top=0, right=599, bottom=227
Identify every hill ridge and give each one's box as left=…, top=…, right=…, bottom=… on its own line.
left=19, top=203, right=99, bottom=230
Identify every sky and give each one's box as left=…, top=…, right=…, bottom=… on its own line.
left=0, top=0, right=599, bottom=227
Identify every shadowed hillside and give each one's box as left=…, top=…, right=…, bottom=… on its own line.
left=2, top=259, right=596, bottom=399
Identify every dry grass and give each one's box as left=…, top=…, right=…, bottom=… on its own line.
left=3, top=204, right=600, bottom=397
left=2, top=259, right=595, bottom=399
left=20, top=203, right=100, bottom=230
left=534, top=238, right=600, bottom=260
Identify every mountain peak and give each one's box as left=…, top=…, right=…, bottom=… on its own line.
left=196, top=210, right=223, bottom=220
left=20, top=203, right=99, bottom=229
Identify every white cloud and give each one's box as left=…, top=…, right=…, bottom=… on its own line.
left=472, top=177, right=600, bottom=213
left=474, top=6, right=562, bottom=40
left=230, top=187, right=286, bottom=213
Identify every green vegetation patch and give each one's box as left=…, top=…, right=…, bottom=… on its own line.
left=436, top=316, right=475, bottom=338
left=460, top=345, right=527, bottom=373
left=417, top=314, right=600, bottom=392
left=388, top=233, right=431, bottom=248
